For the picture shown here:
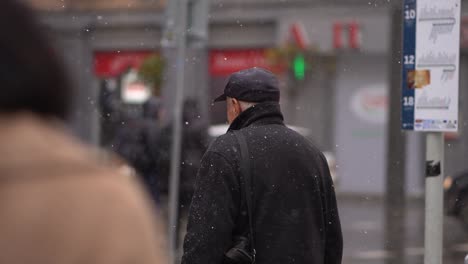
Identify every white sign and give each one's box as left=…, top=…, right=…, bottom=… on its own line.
left=121, top=69, right=151, bottom=104
left=351, top=85, right=388, bottom=125
left=401, top=0, right=460, bottom=132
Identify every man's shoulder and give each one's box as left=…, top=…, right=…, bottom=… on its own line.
left=202, top=132, right=241, bottom=166
left=208, top=132, right=237, bottom=153
left=260, top=125, right=326, bottom=162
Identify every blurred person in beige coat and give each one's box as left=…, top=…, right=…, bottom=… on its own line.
left=0, top=1, right=167, bottom=263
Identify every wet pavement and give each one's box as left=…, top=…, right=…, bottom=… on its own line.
left=170, top=194, right=468, bottom=263
left=340, top=196, right=468, bottom=264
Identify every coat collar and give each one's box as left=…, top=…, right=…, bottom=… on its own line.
left=228, top=102, right=284, bottom=131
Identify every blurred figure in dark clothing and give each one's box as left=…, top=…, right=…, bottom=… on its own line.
left=112, top=97, right=163, bottom=204
left=180, top=100, right=209, bottom=208
left=156, top=99, right=208, bottom=250
left=157, top=99, right=208, bottom=209
left=98, top=79, right=123, bottom=146
left=0, top=1, right=167, bottom=263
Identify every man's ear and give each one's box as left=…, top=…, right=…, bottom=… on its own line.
left=232, top=98, right=242, bottom=114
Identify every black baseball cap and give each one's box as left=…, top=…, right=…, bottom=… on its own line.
left=214, top=67, right=280, bottom=103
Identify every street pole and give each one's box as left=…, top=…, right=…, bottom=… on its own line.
left=385, top=6, right=406, bottom=264
left=163, top=0, right=189, bottom=263
left=424, top=132, right=444, bottom=264
left=187, top=0, right=210, bottom=125
left=162, top=1, right=210, bottom=263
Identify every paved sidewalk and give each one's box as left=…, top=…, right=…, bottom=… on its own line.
left=339, top=196, right=468, bottom=264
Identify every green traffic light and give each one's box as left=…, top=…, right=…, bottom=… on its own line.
left=293, top=54, right=306, bottom=80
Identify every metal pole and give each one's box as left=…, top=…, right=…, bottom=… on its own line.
left=385, top=6, right=406, bottom=264
left=424, top=132, right=444, bottom=264
left=187, top=0, right=210, bottom=125
left=166, top=0, right=189, bottom=263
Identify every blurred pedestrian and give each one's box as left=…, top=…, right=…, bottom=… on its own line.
left=0, top=1, right=167, bottom=263
left=157, top=99, right=208, bottom=206
left=112, top=96, right=162, bottom=204
left=182, top=67, right=343, bottom=264
left=179, top=99, right=208, bottom=209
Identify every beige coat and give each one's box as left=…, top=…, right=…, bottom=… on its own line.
left=0, top=113, right=167, bottom=264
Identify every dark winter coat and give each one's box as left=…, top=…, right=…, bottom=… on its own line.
left=112, top=118, right=160, bottom=203
left=182, top=102, right=343, bottom=264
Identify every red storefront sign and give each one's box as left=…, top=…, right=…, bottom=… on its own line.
left=95, top=49, right=282, bottom=78
left=209, top=49, right=283, bottom=76
left=94, top=51, right=154, bottom=78
left=290, top=22, right=309, bottom=50
left=333, top=21, right=362, bottom=50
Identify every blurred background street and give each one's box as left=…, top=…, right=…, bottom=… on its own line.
left=339, top=196, right=468, bottom=264
left=17, top=0, right=468, bottom=263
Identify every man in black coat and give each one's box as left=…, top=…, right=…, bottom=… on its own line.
left=182, top=67, right=343, bottom=264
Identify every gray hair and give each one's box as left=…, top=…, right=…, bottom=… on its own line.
left=239, top=101, right=257, bottom=112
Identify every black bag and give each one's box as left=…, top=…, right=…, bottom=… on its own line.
left=223, top=130, right=256, bottom=264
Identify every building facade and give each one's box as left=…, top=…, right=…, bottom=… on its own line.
left=29, top=0, right=468, bottom=195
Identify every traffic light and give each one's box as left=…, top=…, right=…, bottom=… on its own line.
left=293, top=53, right=306, bottom=81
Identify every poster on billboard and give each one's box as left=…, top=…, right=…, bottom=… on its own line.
left=401, top=0, right=461, bottom=132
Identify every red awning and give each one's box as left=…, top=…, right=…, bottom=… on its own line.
left=94, top=51, right=154, bottom=78
left=209, top=49, right=284, bottom=77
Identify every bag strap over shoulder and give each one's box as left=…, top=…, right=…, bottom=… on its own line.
left=233, top=130, right=256, bottom=262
